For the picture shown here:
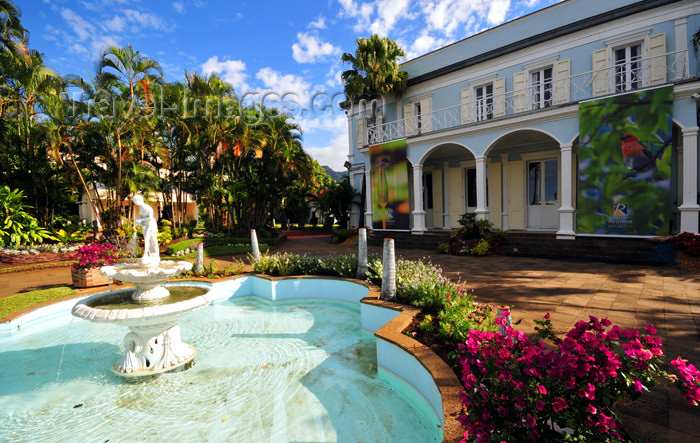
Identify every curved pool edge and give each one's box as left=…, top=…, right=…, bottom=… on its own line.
left=1, top=273, right=464, bottom=442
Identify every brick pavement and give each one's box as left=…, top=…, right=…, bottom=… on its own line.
left=1, top=236, right=699, bottom=441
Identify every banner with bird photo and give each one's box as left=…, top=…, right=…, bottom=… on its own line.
left=578, top=85, right=673, bottom=236
left=369, top=139, right=410, bottom=230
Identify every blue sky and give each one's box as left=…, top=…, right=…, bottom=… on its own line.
left=21, top=0, right=557, bottom=171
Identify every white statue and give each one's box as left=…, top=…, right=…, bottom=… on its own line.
left=132, top=194, right=159, bottom=267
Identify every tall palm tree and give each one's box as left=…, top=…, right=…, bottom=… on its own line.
left=97, top=45, right=164, bottom=224
left=341, top=34, right=408, bottom=121
left=0, top=0, right=28, bottom=61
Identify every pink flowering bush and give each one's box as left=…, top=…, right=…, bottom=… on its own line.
left=72, top=242, right=119, bottom=270
left=457, top=313, right=700, bottom=442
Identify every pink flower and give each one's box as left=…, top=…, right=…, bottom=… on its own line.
left=535, top=400, right=545, bottom=411
left=537, top=385, right=547, bottom=395
left=632, top=380, right=643, bottom=393
left=552, top=397, right=568, bottom=412
left=645, top=324, right=658, bottom=335
left=544, top=312, right=550, bottom=320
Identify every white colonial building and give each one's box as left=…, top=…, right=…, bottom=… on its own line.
left=346, top=0, right=700, bottom=241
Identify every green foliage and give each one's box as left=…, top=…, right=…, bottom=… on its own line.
left=470, top=239, right=490, bottom=256
left=315, top=176, right=358, bottom=229
left=48, top=228, right=89, bottom=244
left=165, top=237, right=278, bottom=256
left=0, top=286, right=76, bottom=319
left=444, top=212, right=502, bottom=256
left=418, top=315, right=435, bottom=333
left=330, top=228, right=357, bottom=244
left=0, top=186, right=53, bottom=247
left=157, top=219, right=173, bottom=245
left=438, top=292, right=495, bottom=342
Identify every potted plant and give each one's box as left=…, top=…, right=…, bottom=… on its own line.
left=674, top=232, right=700, bottom=272
left=71, top=242, right=119, bottom=288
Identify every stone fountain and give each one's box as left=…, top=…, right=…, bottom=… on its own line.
left=72, top=195, right=212, bottom=376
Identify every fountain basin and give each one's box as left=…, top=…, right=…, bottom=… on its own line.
left=71, top=283, right=213, bottom=376
left=99, top=260, right=193, bottom=301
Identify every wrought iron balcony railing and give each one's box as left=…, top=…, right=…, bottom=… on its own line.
left=366, top=50, right=689, bottom=145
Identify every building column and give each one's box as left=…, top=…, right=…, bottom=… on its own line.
left=442, top=162, right=450, bottom=228
left=679, top=126, right=700, bottom=234
left=412, top=164, right=426, bottom=234
left=557, top=143, right=576, bottom=239
left=475, top=155, right=489, bottom=220
left=501, top=157, right=509, bottom=230
left=348, top=171, right=359, bottom=229
left=364, top=169, right=373, bottom=229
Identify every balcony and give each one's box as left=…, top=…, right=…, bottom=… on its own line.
left=366, top=50, right=689, bottom=145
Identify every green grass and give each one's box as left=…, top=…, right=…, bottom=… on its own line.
left=0, top=286, right=76, bottom=318
left=163, top=244, right=270, bottom=260
left=165, top=237, right=278, bottom=255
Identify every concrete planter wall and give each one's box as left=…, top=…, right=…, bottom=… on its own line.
left=71, top=267, right=110, bottom=288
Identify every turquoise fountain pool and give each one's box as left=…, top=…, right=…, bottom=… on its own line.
left=0, top=295, right=442, bottom=442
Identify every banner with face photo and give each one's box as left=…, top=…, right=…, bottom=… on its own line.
left=369, top=139, right=410, bottom=230
left=578, top=85, right=673, bottom=236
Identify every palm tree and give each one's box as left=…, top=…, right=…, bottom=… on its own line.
left=97, top=45, right=163, bottom=225
left=0, top=0, right=28, bottom=61
left=341, top=34, right=408, bottom=121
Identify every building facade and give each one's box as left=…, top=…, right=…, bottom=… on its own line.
left=346, top=0, right=700, bottom=239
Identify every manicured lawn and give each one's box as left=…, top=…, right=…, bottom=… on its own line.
left=0, top=286, right=76, bottom=318
left=163, top=244, right=270, bottom=260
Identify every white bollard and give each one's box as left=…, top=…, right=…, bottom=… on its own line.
left=251, top=229, right=261, bottom=261
left=356, top=228, right=367, bottom=279
left=381, top=238, right=396, bottom=301
left=497, top=306, right=512, bottom=335
left=195, top=242, right=204, bottom=273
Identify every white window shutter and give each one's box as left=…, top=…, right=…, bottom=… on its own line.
left=460, top=88, right=472, bottom=124
left=592, top=49, right=609, bottom=96
left=356, top=117, right=365, bottom=148
left=403, top=103, right=414, bottom=137
left=494, top=78, right=506, bottom=117
left=648, top=33, right=667, bottom=86
left=513, top=71, right=527, bottom=113
left=555, top=60, right=570, bottom=104
left=421, top=98, right=432, bottom=132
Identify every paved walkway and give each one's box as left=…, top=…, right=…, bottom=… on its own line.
left=1, top=237, right=699, bottom=441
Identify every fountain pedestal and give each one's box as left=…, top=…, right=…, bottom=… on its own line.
left=117, top=323, right=196, bottom=376
left=72, top=259, right=212, bottom=377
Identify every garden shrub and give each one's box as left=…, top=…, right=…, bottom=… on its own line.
left=456, top=314, right=700, bottom=442
left=675, top=231, right=700, bottom=256
left=442, top=211, right=505, bottom=256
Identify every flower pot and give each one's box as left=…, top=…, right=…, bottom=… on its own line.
left=72, top=267, right=111, bottom=288
left=677, top=251, right=700, bottom=272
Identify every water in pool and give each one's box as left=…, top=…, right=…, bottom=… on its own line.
left=0, top=297, right=442, bottom=442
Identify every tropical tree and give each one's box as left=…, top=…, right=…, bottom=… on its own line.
left=341, top=34, right=408, bottom=121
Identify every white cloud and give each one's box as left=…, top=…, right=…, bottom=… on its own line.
left=403, top=31, right=453, bottom=60
left=369, top=0, right=411, bottom=36
left=173, top=2, right=185, bottom=13
left=61, top=8, right=96, bottom=42
left=487, top=0, right=511, bottom=25
left=309, top=15, right=326, bottom=29
left=292, top=32, right=341, bottom=64
left=68, top=43, right=88, bottom=54
left=123, top=9, right=169, bottom=32
left=419, top=0, right=501, bottom=37
left=304, top=132, right=350, bottom=171
left=255, top=67, right=312, bottom=106
left=201, top=56, right=250, bottom=93
left=105, top=15, right=126, bottom=32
